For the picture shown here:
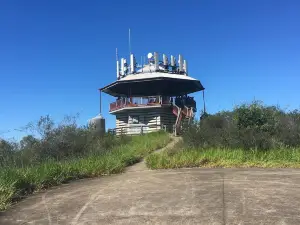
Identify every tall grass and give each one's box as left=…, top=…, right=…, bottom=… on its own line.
left=0, top=115, right=170, bottom=211
left=146, top=101, right=300, bottom=170
left=146, top=147, right=300, bottom=169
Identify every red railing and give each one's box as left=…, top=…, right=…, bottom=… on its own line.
left=109, top=96, right=171, bottom=112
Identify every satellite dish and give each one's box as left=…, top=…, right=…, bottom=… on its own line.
left=147, top=52, right=153, bottom=59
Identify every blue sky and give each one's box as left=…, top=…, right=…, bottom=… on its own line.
left=1, top=0, right=299, bottom=140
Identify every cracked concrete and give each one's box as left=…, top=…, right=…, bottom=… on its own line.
left=1, top=138, right=300, bottom=225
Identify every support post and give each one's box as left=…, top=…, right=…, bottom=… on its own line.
left=99, top=90, right=102, bottom=114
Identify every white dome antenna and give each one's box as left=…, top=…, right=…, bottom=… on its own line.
left=147, top=52, right=153, bottom=59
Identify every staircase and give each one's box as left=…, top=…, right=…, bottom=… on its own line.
left=172, top=104, right=194, bottom=136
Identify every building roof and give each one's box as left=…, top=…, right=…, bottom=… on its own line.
left=120, top=72, right=198, bottom=82
left=100, top=72, right=204, bottom=97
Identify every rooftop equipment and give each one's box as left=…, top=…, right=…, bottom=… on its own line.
left=183, top=60, right=188, bottom=75
left=130, top=54, right=136, bottom=74
left=154, top=52, right=159, bottom=71
left=170, top=55, right=176, bottom=72
left=120, top=58, right=125, bottom=76
left=147, top=52, right=154, bottom=64
left=124, top=59, right=128, bottom=75
left=163, top=54, right=168, bottom=71
left=178, top=54, right=184, bottom=73
left=171, top=55, right=176, bottom=67
left=116, top=61, right=120, bottom=79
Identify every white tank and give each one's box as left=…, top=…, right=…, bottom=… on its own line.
left=88, top=114, right=106, bottom=135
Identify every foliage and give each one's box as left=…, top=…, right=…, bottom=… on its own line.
left=183, top=101, right=300, bottom=150
left=0, top=115, right=170, bottom=211
left=0, top=115, right=131, bottom=168
left=145, top=101, right=300, bottom=170
left=145, top=147, right=300, bottom=169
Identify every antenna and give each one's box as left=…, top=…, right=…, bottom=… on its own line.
left=163, top=54, right=168, bottom=71
left=154, top=52, right=159, bottom=71
left=121, top=58, right=125, bottom=76
left=171, top=55, right=175, bottom=66
left=183, top=60, right=188, bottom=75
left=203, top=90, right=206, bottom=115
left=116, top=48, right=120, bottom=79
left=129, top=28, right=131, bottom=57
left=130, top=53, right=136, bottom=74
left=99, top=90, right=102, bottom=114
left=141, top=56, right=143, bottom=72
left=178, top=54, right=183, bottom=73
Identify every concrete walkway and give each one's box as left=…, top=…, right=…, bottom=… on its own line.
left=1, top=138, right=300, bottom=225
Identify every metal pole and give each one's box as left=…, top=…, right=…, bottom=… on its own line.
left=203, top=90, right=206, bottom=114
left=100, top=90, right=102, bottom=114
left=129, top=28, right=131, bottom=57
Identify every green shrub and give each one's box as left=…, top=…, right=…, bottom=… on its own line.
left=0, top=115, right=131, bottom=168
left=0, top=129, right=170, bottom=211
left=183, top=101, right=300, bottom=150
left=146, top=147, right=300, bottom=169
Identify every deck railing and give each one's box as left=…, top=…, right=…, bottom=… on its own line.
left=109, top=96, right=171, bottom=112
left=108, top=124, right=167, bottom=136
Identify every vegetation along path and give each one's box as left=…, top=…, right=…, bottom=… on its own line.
left=1, top=136, right=300, bottom=225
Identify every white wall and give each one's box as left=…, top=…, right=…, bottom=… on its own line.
left=115, top=107, right=176, bottom=135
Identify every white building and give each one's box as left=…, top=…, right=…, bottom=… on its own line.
left=99, top=52, right=205, bottom=136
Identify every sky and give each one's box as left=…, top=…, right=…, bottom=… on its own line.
left=0, top=0, right=300, bottom=140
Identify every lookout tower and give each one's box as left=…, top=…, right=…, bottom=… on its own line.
left=100, top=52, right=205, bottom=136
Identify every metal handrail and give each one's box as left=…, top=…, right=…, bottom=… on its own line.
left=108, top=124, right=167, bottom=136
left=109, top=96, right=172, bottom=112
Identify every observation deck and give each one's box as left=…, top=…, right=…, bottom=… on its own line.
left=109, top=95, right=196, bottom=115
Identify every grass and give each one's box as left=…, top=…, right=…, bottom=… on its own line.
left=145, top=145, right=300, bottom=169
left=0, top=131, right=170, bottom=211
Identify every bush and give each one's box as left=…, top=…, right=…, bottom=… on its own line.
left=183, top=101, right=300, bottom=150
left=0, top=115, right=130, bottom=168
left=145, top=147, right=300, bottom=169
left=0, top=121, right=170, bottom=211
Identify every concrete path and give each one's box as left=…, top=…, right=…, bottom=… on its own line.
left=1, top=139, right=300, bottom=225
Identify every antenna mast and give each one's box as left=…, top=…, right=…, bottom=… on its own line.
left=116, top=48, right=118, bottom=61
left=129, top=28, right=131, bottom=57
left=116, top=48, right=120, bottom=79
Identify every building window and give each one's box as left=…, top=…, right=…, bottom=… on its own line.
left=129, top=115, right=139, bottom=125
